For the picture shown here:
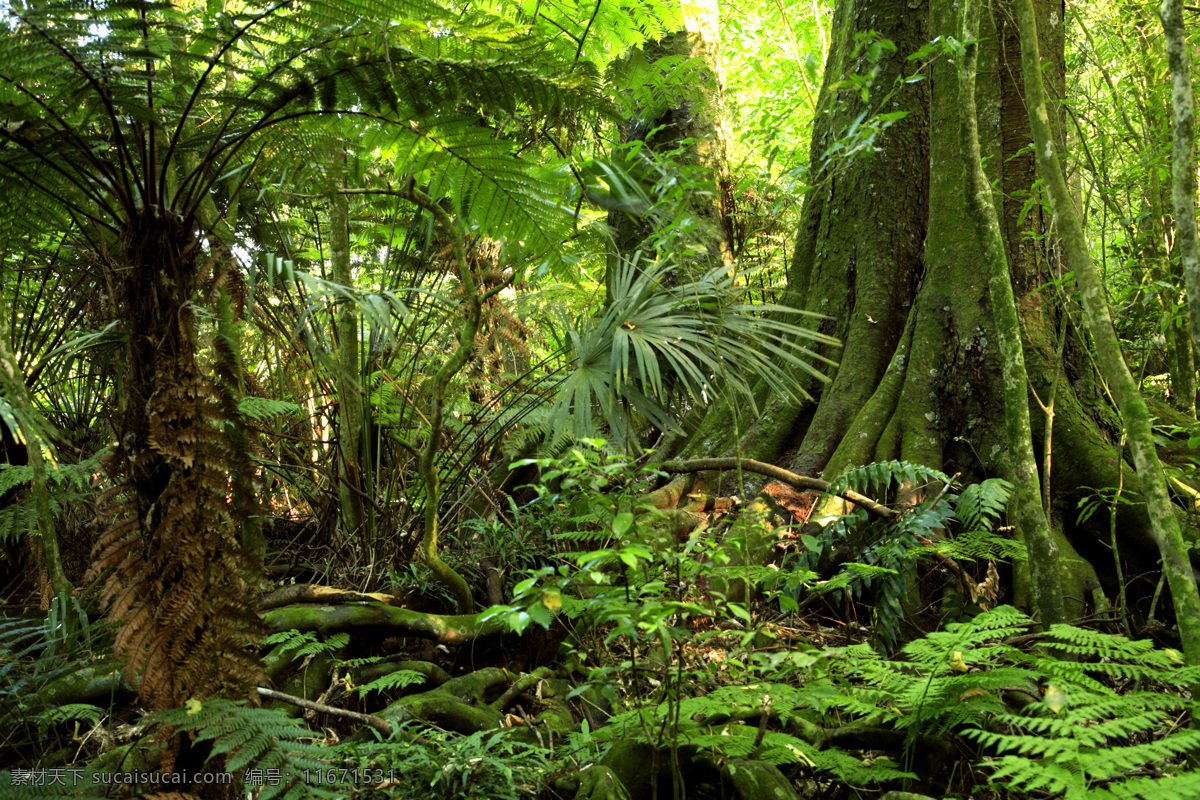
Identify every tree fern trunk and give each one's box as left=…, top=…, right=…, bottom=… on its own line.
left=329, top=149, right=366, bottom=548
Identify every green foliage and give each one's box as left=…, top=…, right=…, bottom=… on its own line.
left=546, top=257, right=840, bottom=447
left=238, top=397, right=303, bottom=421
left=338, top=725, right=550, bottom=799
left=457, top=511, right=552, bottom=582
left=927, top=477, right=1028, bottom=564
left=796, top=466, right=1027, bottom=652
left=0, top=613, right=114, bottom=776
left=599, top=690, right=827, bottom=768
left=351, top=669, right=427, bottom=699
left=145, top=699, right=333, bottom=800
left=0, top=450, right=104, bottom=544
left=955, top=477, right=1013, bottom=531
left=577, top=602, right=1198, bottom=794
left=962, top=623, right=1200, bottom=799
left=1076, top=483, right=1139, bottom=526
left=797, top=606, right=1200, bottom=794
left=262, top=631, right=349, bottom=661
left=828, top=459, right=950, bottom=497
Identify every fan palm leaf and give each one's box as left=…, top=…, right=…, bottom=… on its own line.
left=546, top=255, right=840, bottom=448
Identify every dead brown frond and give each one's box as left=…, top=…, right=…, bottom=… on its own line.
left=87, top=219, right=264, bottom=711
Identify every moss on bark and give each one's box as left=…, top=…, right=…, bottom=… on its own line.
left=668, top=0, right=1191, bottom=624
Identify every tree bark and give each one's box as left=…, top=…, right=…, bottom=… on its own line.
left=958, top=0, right=1064, bottom=627
left=606, top=0, right=733, bottom=292
left=1014, top=0, right=1200, bottom=663
left=672, top=0, right=1188, bottom=621
left=1160, top=0, right=1200, bottom=377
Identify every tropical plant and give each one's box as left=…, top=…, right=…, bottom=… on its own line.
left=0, top=0, right=617, bottom=706
left=544, top=255, right=840, bottom=452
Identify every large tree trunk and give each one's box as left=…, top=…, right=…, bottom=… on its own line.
left=676, top=0, right=1198, bottom=619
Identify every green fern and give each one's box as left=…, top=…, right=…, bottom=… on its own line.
left=595, top=680, right=916, bottom=782
left=923, top=527, right=1028, bottom=562
left=955, top=477, right=1013, bottom=531
left=0, top=458, right=99, bottom=545
left=238, top=397, right=302, bottom=421
left=828, top=460, right=950, bottom=497
left=969, top=687, right=1200, bottom=799
left=145, top=699, right=334, bottom=799
left=794, top=606, right=1200, bottom=797
left=262, top=631, right=349, bottom=661
left=353, top=669, right=427, bottom=699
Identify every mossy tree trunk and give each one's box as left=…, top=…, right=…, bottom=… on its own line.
left=957, top=0, right=1064, bottom=627
left=1160, top=0, right=1200, bottom=412
left=683, top=0, right=930, bottom=477
left=676, top=0, right=1194, bottom=619
left=1014, top=0, right=1200, bottom=662
left=606, top=0, right=733, bottom=290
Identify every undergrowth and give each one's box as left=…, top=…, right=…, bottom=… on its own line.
left=3, top=449, right=1198, bottom=799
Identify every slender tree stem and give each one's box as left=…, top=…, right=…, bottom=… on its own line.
left=402, top=185, right=482, bottom=614
left=1015, top=0, right=1200, bottom=662
left=1160, top=0, right=1200, bottom=372
left=329, top=149, right=366, bottom=549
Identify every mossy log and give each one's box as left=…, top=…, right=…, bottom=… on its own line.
left=350, top=657, right=450, bottom=690
left=720, top=759, right=801, bottom=800
left=378, top=667, right=512, bottom=733
left=260, top=602, right=504, bottom=644
left=35, top=661, right=136, bottom=707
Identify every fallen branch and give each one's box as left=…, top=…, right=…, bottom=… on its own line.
left=257, top=687, right=393, bottom=736
left=259, top=583, right=401, bottom=611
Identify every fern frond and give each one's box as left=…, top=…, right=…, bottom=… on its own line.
left=238, top=397, right=301, bottom=421
left=955, top=478, right=1013, bottom=531
left=923, top=527, right=1027, bottom=562
left=354, top=669, right=427, bottom=698
left=262, top=631, right=349, bottom=660
left=829, top=460, right=950, bottom=497
left=146, top=699, right=334, bottom=800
